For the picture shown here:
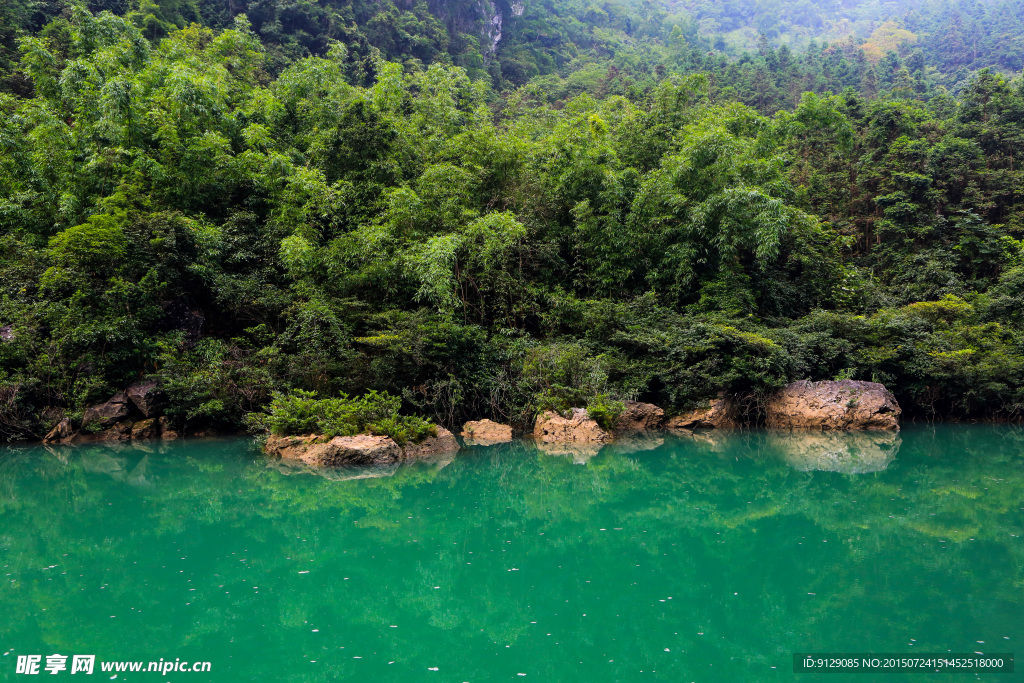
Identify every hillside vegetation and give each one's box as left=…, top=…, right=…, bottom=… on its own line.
left=0, top=1, right=1022, bottom=439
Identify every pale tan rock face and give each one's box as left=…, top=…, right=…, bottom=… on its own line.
left=533, top=408, right=611, bottom=444
left=402, top=426, right=459, bottom=458
left=665, top=397, right=737, bottom=430
left=265, top=433, right=403, bottom=467
left=612, top=401, right=665, bottom=432
left=461, top=419, right=513, bottom=445
left=265, top=427, right=459, bottom=467
left=765, top=380, right=901, bottom=430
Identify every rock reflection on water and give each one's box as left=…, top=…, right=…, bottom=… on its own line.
left=78, top=449, right=130, bottom=480
left=5, top=439, right=225, bottom=489
left=532, top=438, right=604, bottom=463
left=768, top=430, right=900, bottom=474
left=14, top=428, right=902, bottom=481
left=268, top=447, right=458, bottom=481
left=604, top=433, right=665, bottom=455
left=269, top=458, right=401, bottom=481
left=534, top=432, right=666, bottom=461
left=261, top=428, right=902, bottom=474
left=56, top=447, right=153, bottom=485
left=678, top=429, right=732, bottom=453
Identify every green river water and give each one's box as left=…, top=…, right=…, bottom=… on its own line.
left=1, top=426, right=1021, bottom=682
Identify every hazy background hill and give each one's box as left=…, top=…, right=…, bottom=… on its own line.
left=3, top=0, right=1021, bottom=97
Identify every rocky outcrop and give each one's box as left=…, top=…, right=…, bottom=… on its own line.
left=126, top=380, right=167, bottom=418
left=482, top=0, right=503, bottom=54
left=62, top=415, right=175, bottom=444
left=43, top=385, right=171, bottom=445
left=765, top=380, right=900, bottom=430
left=613, top=401, right=665, bottom=432
left=82, top=393, right=133, bottom=429
left=100, top=421, right=133, bottom=442
left=402, top=426, right=459, bottom=458
left=533, top=409, right=611, bottom=445
left=265, top=433, right=404, bottom=467
left=461, top=419, right=513, bottom=445
left=131, top=418, right=158, bottom=440
left=665, top=397, right=737, bottom=430
left=772, top=430, right=900, bottom=474
left=43, top=417, right=74, bottom=444
left=157, top=416, right=179, bottom=440
left=264, top=426, right=461, bottom=467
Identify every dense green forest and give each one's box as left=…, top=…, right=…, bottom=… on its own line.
left=0, top=0, right=1022, bottom=439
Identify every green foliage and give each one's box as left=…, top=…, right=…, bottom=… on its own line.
left=521, top=343, right=619, bottom=417
left=2, top=5, right=1024, bottom=440
left=585, top=393, right=625, bottom=432
left=249, top=389, right=437, bottom=445
left=155, top=336, right=278, bottom=430
left=40, top=214, right=129, bottom=292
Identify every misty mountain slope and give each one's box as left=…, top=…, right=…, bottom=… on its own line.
left=3, top=0, right=1020, bottom=96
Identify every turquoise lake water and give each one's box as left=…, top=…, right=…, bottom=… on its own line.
left=0, top=426, right=1021, bottom=681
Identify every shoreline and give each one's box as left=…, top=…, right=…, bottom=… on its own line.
left=12, top=414, right=1024, bottom=448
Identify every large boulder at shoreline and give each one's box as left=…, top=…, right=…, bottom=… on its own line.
left=82, top=393, right=134, bottom=429
left=126, top=380, right=168, bottom=418
left=461, top=419, right=513, bottom=445
left=534, top=409, right=611, bottom=445
left=43, top=417, right=74, bottom=444
left=765, top=380, right=901, bottom=430
left=402, top=426, right=460, bottom=458
left=665, top=397, right=737, bottom=430
left=613, top=401, right=665, bottom=432
left=265, top=433, right=403, bottom=467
